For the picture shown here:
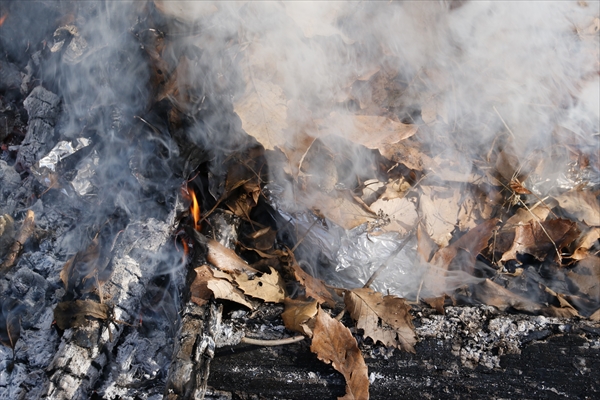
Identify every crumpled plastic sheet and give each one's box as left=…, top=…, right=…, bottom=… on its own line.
left=265, top=183, right=421, bottom=298
left=332, top=228, right=421, bottom=298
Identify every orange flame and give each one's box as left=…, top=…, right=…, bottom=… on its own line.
left=190, top=189, right=200, bottom=230
left=0, top=13, right=7, bottom=27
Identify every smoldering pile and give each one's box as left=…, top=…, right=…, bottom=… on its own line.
left=0, top=1, right=599, bottom=399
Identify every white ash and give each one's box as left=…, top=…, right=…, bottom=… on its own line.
left=416, top=306, right=576, bottom=369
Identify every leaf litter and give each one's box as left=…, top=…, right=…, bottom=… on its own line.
left=4, top=3, right=595, bottom=397
left=176, top=6, right=600, bottom=393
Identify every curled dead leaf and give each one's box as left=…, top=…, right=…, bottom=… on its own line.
left=472, top=279, right=542, bottom=314
left=291, top=262, right=336, bottom=308
left=206, top=279, right=254, bottom=310
left=234, top=267, right=286, bottom=303
left=500, top=219, right=580, bottom=262
left=54, top=300, right=109, bottom=330
left=234, top=78, right=288, bottom=151
left=318, top=111, right=417, bottom=150
left=282, top=297, right=318, bottom=337
left=344, top=287, right=416, bottom=353
left=207, top=239, right=259, bottom=274
left=555, top=190, right=600, bottom=226
left=310, top=307, right=369, bottom=400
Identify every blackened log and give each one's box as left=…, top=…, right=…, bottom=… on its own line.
left=43, top=218, right=174, bottom=400
left=15, top=86, right=61, bottom=171
left=206, top=306, right=600, bottom=400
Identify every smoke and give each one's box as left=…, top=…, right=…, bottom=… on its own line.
left=36, top=1, right=598, bottom=297
left=150, top=1, right=599, bottom=297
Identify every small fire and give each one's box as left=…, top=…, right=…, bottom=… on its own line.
left=190, top=189, right=200, bottom=231
left=0, top=13, right=7, bottom=27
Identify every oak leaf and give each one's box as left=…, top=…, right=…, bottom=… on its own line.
left=318, top=112, right=417, bottom=150
left=282, top=297, right=318, bottom=337
left=472, top=279, right=541, bottom=314
left=291, top=263, right=336, bottom=308
left=190, top=265, right=215, bottom=306
left=234, top=78, right=288, bottom=151
left=54, top=300, right=109, bottom=330
left=419, top=186, right=461, bottom=247
left=369, top=197, right=418, bottom=236
left=234, top=267, right=286, bottom=303
left=500, top=219, right=580, bottom=262
left=310, top=307, right=369, bottom=400
left=305, top=191, right=376, bottom=231
left=206, top=279, right=254, bottom=310
left=344, top=287, right=416, bottom=353
left=572, top=228, right=600, bottom=260
left=207, top=239, right=259, bottom=274
left=555, top=190, right=600, bottom=226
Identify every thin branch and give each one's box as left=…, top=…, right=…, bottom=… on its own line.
left=240, top=335, right=305, bottom=346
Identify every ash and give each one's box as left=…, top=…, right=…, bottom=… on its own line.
left=415, top=305, right=598, bottom=370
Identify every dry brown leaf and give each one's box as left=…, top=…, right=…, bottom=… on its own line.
left=572, top=228, right=600, bottom=260
left=472, top=279, right=542, bottom=313
left=207, top=239, right=259, bottom=274
left=234, top=78, right=288, bottom=151
left=500, top=219, right=580, bottom=262
left=307, top=191, right=376, bottom=231
left=54, top=300, right=109, bottom=330
left=0, top=299, right=21, bottom=351
left=567, top=256, right=600, bottom=301
left=380, top=139, right=430, bottom=171
left=190, top=265, right=214, bottom=306
left=344, top=287, right=416, bottom=353
left=419, top=186, right=461, bottom=247
left=206, top=279, right=253, bottom=310
left=423, top=295, right=446, bottom=315
left=417, top=224, right=438, bottom=263
left=317, top=112, right=417, bottom=150
left=542, top=305, right=580, bottom=319
left=60, top=238, right=101, bottom=294
left=555, top=190, right=600, bottom=226
left=590, top=308, right=600, bottom=321
left=431, top=218, right=500, bottom=272
left=543, top=286, right=581, bottom=318
left=421, top=96, right=448, bottom=125
left=369, top=197, right=418, bottom=236
left=456, top=193, right=479, bottom=231
left=501, top=206, right=551, bottom=232
left=282, top=297, right=318, bottom=337
left=310, top=308, right=369, bottom=400
left=291, top=263, right=336, bottom=308
left=235, top=267, right=286, bottom=303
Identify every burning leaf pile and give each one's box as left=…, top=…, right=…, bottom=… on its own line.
left=0, top=1, right=599, bottom=399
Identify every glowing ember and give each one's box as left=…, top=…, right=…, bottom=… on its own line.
left=190, top=189, right=200, bottom=231
left=0, top=13, right=7, bottom=27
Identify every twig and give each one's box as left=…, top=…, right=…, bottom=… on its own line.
left=415, top=279, right=424, bottom=304
left=291, top=218, right=319, bottom=253
left=493, top=106, right=515, bottom=139
left=0, top=210, right=35, bottom=275
left=240, top=335, right=305, bottom=346
left=519, top=200, right=562, bottom=263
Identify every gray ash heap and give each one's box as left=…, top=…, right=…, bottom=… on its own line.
left=0, top=2, right=599, bottom=399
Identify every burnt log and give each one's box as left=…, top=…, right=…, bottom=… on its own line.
left=206, top=306, right=600, bottom=400
left=15, top=86, right=61, bottom=171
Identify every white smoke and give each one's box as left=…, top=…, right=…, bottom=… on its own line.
left=154, top=1, right=600, bottom=296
